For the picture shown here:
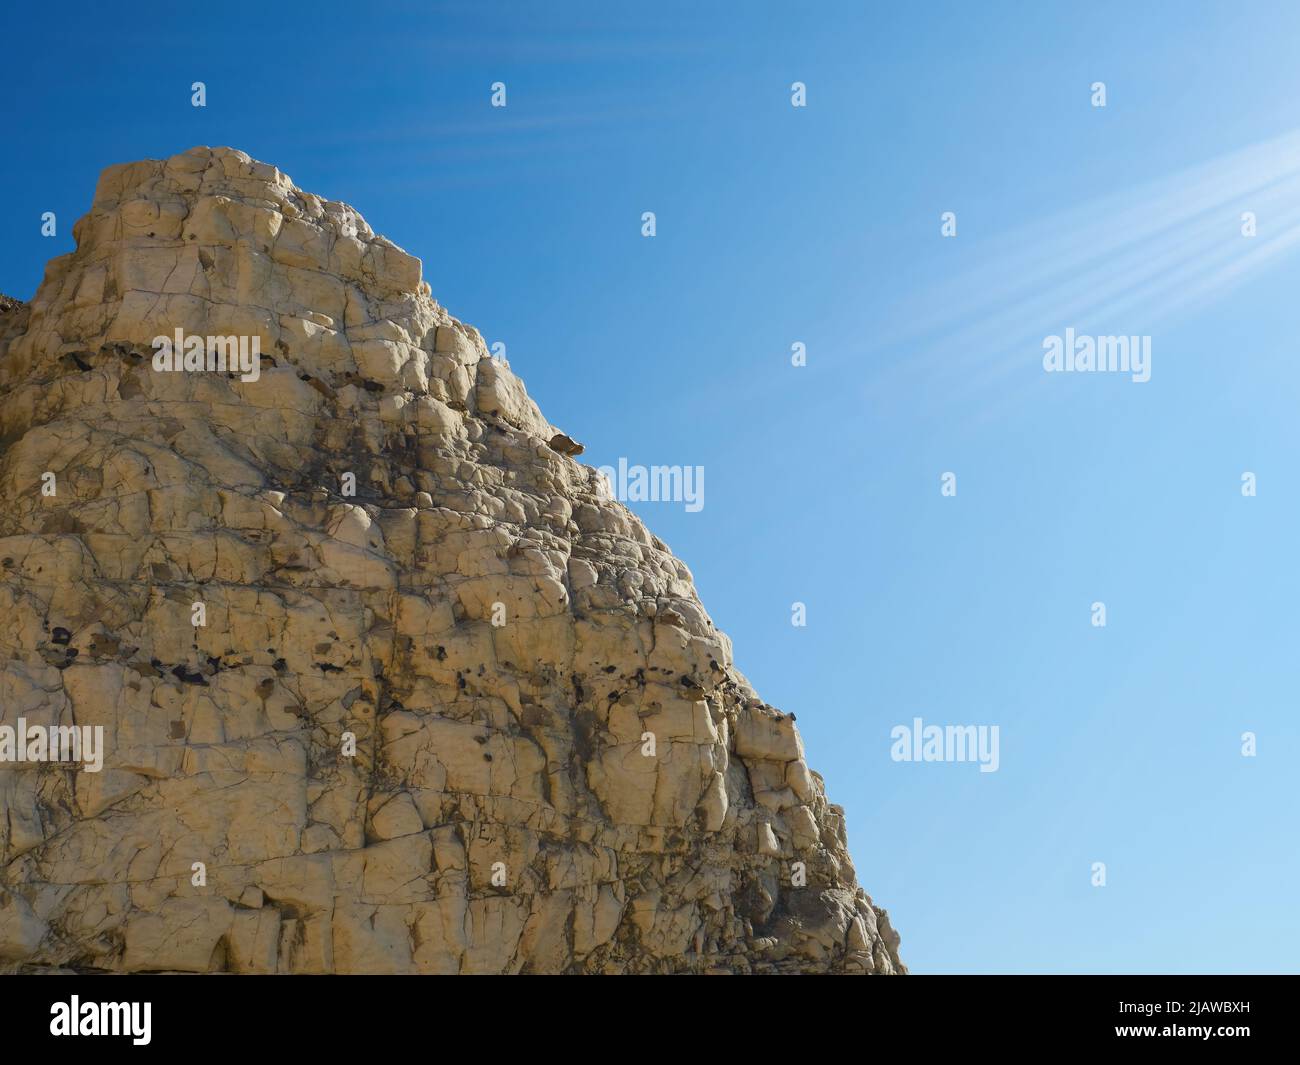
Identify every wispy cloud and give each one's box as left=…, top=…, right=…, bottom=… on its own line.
left=877, top=129, right=1300, bottom=410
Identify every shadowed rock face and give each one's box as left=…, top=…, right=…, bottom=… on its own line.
left=0, top=146, right=903, bottom=974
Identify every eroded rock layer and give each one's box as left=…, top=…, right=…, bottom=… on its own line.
left=0, top=147, right=903, bottom=974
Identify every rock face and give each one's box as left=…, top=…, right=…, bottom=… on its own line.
left=0, top=147, right=903, bottom=974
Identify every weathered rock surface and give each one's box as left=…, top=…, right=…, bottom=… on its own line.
left=0, top=147, right=904, bottom=974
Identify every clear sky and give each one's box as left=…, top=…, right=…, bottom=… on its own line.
left=3, top=0, right=1297, bottom=973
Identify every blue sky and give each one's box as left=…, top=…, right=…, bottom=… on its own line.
left=3, top=0, right=1297, bottom=973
